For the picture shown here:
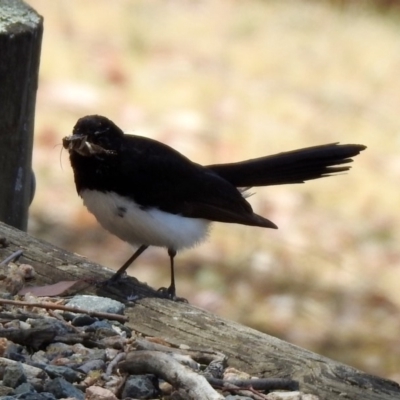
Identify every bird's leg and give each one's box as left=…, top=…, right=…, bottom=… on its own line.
left=157, top=248, right=187, bottom=302
left=107, top=244, right=149, bottom=283
left=167, top=248, right=177, bottom=298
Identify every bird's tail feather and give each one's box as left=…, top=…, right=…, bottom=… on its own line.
left=207, top=143, right=366, bottom=187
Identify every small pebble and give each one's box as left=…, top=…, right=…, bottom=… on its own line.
left=0, top=385, right=14, bottom=397
left=30, top=350, right=49, bottom=366
left=44, top=377, right=84, bottom=400
left=86, top=385, right=119, bottom=400
left=111, top=321, right=132, bottom=337
left=72, top=314, right=98, bottom=326
left=45, top=342, right=74, bottom=359
left=77, top=359, right=106, bottom=374
left=28, top=318, right=74, bottom=335
left=3, top=361, right=27, bottom=388
left=14, top=382, right=35, bottom=394
left=121, top=374, right=159, bottom=399
left=5, top=342, right=25, bottom=362
left=16, top=393, right=57, bottom=400
left=105, top=348, right=121, bottom=361
left=44, top=364, right=83, bottom=383
left=85, top=320, right=115, bottom=332
left=66, top=295, right=125, bottom=315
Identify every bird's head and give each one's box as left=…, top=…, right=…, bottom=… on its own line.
left=63, top=115, right=123, bottom=157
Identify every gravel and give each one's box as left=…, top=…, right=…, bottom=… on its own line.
left=0, top=293, right=305, bottom=399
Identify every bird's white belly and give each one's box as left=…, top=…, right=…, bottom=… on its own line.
left=80, top=190, right=210, bottom=250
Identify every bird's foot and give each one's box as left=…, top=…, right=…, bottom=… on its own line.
left=157, top=286, right=188, bottom=303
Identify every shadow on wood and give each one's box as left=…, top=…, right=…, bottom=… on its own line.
left=0, top=221, right=399, bottom=400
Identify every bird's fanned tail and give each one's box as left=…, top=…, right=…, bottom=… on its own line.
left=207, top=143, right=366, bottom=187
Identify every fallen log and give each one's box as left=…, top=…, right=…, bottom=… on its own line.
left=0, top=221, right=399, bottom=400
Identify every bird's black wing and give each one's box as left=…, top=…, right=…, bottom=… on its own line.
left=117, top=135, right=276, bottom=228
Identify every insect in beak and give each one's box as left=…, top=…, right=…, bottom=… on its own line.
left=62, top=135, right=117, bottom=157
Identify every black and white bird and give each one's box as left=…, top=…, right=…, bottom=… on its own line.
left=63, top=115, right=366, bottom=299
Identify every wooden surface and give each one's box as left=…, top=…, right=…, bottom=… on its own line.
left=0, top=0, right=42, bottom=230
left=0, top=220, right=399, bottom=400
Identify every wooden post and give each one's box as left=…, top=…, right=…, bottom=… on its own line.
left=0, top=0, right=43, bottom=231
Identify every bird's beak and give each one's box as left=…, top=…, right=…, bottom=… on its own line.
left=62, top=134, right=117, bottom=157
left=63, top=134, right=90, bottom=156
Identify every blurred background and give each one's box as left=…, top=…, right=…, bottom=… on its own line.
left=28, top=0, right=400, bottom=381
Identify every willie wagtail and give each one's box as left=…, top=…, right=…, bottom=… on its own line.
left=63, top=115, right=366, bottom=299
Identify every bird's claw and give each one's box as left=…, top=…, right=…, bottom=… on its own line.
left=157, top=286, right=188, bottom=302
